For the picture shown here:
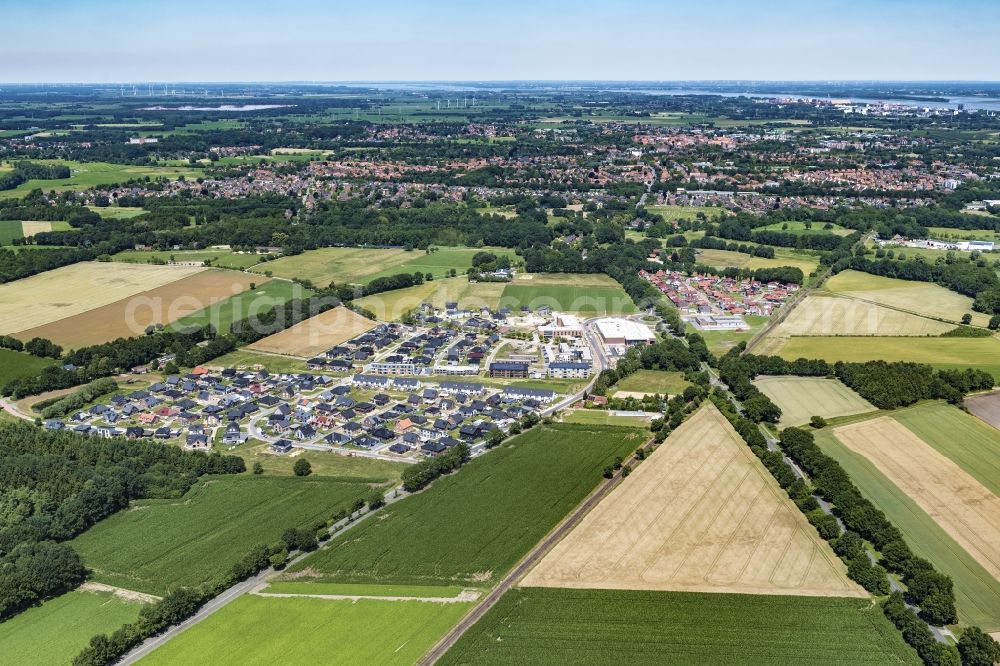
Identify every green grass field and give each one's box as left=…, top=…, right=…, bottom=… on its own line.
left=0, top=348, right=55, bottom=387
left=112, top=248, right=263, bottom=269
left=86, top=206, right=146, bottom=219
left=824, top=270, right=985, bottom=326
left=500, top=284, right=637, bottom=314
left=925, top=227, right=1000, bottom=242
left=207, top=348, right=313, bottom=373
left=234, top=441, right=407, bottom=481
left=70, top=475, right=375, bottom=595
left=645, top=204, right=726, bottom=221
left=891, top=402, right=1000, bottom=497
left=699, top=314, right=768, bottom=355
left=285, top=424, right=643, bottom=586
left=0, top=219, right=23, bottom=244
left=0, top=160, right=202, bottom=199
left=758, top=221, right=853, bottom=237
left=0, top=589, right=144, bottom=666
left=440, top=588, right=920, bottom=666
left=753, top=376, right=876, bottom=428
left=768, top=336, right=1000, bottom=381
left=614, top=369, right=690, bottom=395
left=816, top=426, right=1000, bottom=631
left=362, top=247, right=519, bottom=283
left=139, top=594, right=472, bottom=666
left=254, top=246, right=516, bottom=287
left=696, top=248, right=821, bottom=275
left=169, top=279, right=309, bottom=333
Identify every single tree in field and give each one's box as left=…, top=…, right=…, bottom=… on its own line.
left=293, top=458, right=312, bottom=477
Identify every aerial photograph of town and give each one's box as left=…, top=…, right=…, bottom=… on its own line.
left=0, top=1, right=999, bottom=664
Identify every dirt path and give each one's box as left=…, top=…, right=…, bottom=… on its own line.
left=79, top=582, right=161, bottom=604
left=250, top=585, right=480, bottom=604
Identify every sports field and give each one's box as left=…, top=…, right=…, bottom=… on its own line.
left=0, top=160, right=202, bottom=199
left=0, top=348, right=55, bottom=387
left=816, top=426, right=1000, bottom=630
left=17, top=269, right=261, bottom=348
left=753, top=376, right=876, bottom=428
left=824, top=270, right=986, bottom=326
left=169, top=278, right=308, bottom=333
left=70, top=475, right=374, bottom=595
left=766, top=295, right=952, bottom=337
left=112, top=248, right=264, bottom=269
left=0, top=588, right=144, bottom=666
left=523, top=405, right=861, bottom=597
left=139, top=594, right=472, bottom=666
left=695, top=248, right=820, bottom=275
left=0, top=261, right=204, bottom=335
left=439, top=588, right=920, bottom=666
left=247, top=305, right=377, bottom=357
left=760, top=335, right=1000, bottom=381
left=285, top=424, right=642, bottom=587
left=613, top=369, right=690, bottom=396
left=559, top=409, right=654, bottom=428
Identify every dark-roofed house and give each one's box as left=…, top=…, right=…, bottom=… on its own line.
left=421, top=441, right=446, bottom=456
left=489, top=361, right=529, bottom=378
left=271, top=439, right=293, bottom=454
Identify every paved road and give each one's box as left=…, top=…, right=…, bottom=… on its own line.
left=117, top=485, right=407, bottom=664
left=419, top=439, right=651, bottom=665
left=0, top=398, right=33, bottom=422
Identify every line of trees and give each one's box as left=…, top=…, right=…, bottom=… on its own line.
left=400, top=443, right=471, bottom=493
left=0, top=160, right=71, bottom=191
left=0, top=422, right=244, bottom=623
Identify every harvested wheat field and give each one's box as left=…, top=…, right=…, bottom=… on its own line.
left=768, top=294, right=951, bottom=338
left=753, top=376, right=875, bottom=428
left=0, top=262, right=205, bottom=335
left=20, top=221, right=54, bottom=237
left=834, top=417, right=1000, bottom=581
left=522, top=404, right=863, bottom=597
left=249, top=306, right=378, bottom=358
left=17, top=270, right=263, bottom=349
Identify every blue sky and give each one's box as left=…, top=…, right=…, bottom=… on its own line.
left=2, top=0, right=997, bottom=82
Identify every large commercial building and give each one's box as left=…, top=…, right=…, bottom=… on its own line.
left=538, top=313, right=584, bottom=339
left=594, top=318, right=656, bottom=346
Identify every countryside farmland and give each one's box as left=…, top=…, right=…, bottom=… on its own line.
left=284, top=424, right=642, bottom=587
left=70, top=475, right=377, bottom=595
left=523, top=405, right=862, bottom=597
left=139, top=594, right=473, bottom=666
left=16, top=269, right=261, bottom=348
left=439, top=588, right=920, bottom=666
left=753, top=376, right=876, bottom=428
left=0, top=588, right=145, bottom=666
left=247, top=305, right=378, bottom=358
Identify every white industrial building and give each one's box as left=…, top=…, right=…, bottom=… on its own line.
left=594, top=318, right=656, bottom=346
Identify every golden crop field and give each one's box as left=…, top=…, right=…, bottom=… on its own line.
left=17, top=270, right=263, bottom=348
left=248, top=306, right=378, bottom=358
left=767, top=295, right=952, bottom=338
left=353, top=277, right=506, bottom=320
left=752, top=376, right=876, bottom=428
left=0, top=262, right=205, bottom=335
left=833, top=417, right=1000, bottom=581
left=523, top=405, right=862, bottom=598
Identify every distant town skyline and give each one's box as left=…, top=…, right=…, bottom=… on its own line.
left=3, top=0, right=998, bottom=83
